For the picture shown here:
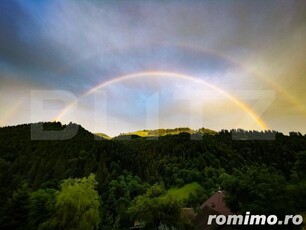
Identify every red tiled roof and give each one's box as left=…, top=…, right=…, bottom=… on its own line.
left=200, top=191, right=232, bottom=216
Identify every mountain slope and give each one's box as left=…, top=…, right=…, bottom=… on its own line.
left=114, top=127, right=217, bottom=139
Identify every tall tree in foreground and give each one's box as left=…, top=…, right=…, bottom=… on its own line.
left=127, top=184, right=183, bottom=230
left=41, top=174, right=100, bottom=230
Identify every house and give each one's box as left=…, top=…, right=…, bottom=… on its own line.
left=129, top=191, right=234, bottom=229
left=194, top=191, right=235, bottom=230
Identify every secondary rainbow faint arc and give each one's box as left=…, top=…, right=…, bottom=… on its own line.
left=49, top=41, right=306, bottom=118
left=172, top=42, right=306, bottom=117
left=54, top=71, right=268, bottom=130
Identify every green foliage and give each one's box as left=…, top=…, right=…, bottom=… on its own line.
left=197, top=127, right=218, bottom=135
left=173, top=169, right=201, bottom=185
left=120, top=127, right=216, bottom=138
left=185, top=189, right=207, bottom=211
left=100, top=172, right=148, bottom=229
left=162, top=182, right=202, bottom=202
left=29, top=189, right=57, bottom=229
left=146, top=183, right=165, bottom=198
left=127, top=184, right=183, bottom=229
left=0, top=184, right=30, bottom=230
left=46, top=174, right=100, bottom=230
left=94, top=133, right=111, bottom=140
left=293, top=151, right=306, bottom=179
left=28, top=188, right=56, bottom=229
left=0, top=123, right=306, bottom=229
left=222, top=165, right=294, bottom=215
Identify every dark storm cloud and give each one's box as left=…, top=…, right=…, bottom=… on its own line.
left=0, top=1, right=62, bottom=72
left=0, top=0, right=306, bottom=134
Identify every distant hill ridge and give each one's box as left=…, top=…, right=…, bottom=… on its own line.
left=2, top=122, right=304, bottom=141
left=0, top=122, right=104, bottom=141
left=0, top=123, right=217, bottom=140
left=117, top=127, right=218, bottom=138
left=95, top=133, right=111, bottom=140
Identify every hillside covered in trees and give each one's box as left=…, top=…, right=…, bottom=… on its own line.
left=0, top=122, right=305, bottom=230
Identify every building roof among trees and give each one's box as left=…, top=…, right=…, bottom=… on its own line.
left=200, top=191, right=232, bottom=216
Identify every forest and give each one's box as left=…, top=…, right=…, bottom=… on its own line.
left=0, top=122, right=305, bottom=230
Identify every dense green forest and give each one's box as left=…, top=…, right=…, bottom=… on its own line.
left=0, top=122, right=305, bottom=230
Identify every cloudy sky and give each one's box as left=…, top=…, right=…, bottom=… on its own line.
left=0, top=0, right=306, bottom=136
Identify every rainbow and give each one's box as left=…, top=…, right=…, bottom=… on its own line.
left=171, top=42, right=306, bottom=117
left=0, top=98, right=25, bottom=127
left=51, top=41, right=306, bottom=118
left=55, top=71, right=269, bottom=130
left=2, top=43, right=305, bottom=129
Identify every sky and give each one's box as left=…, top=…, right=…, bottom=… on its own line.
left=0, top=0, right=306, bottom=136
